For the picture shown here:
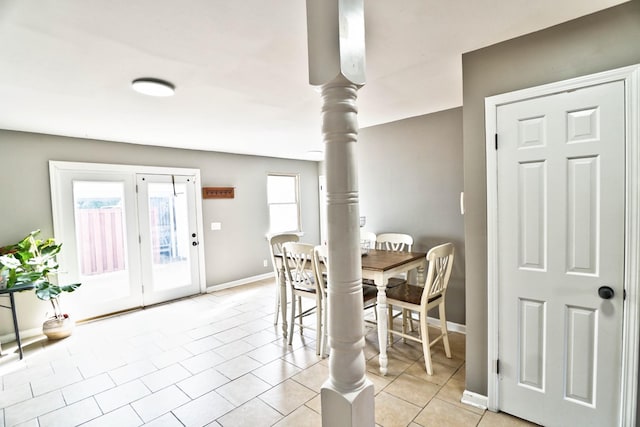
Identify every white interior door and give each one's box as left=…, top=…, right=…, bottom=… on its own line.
left=496, top=80, right=625, bottom=425
left=137, top=174, right=201, bottom=305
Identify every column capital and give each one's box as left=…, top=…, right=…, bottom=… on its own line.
left=306, top=0, right=366, bottom=86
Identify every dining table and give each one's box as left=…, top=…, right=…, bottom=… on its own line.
left=275, top=248, right=426, bottom=376
left=361, top=249, right=426, bottom=375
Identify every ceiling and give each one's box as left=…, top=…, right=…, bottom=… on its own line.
left=0, top=0, right=628, bottom=161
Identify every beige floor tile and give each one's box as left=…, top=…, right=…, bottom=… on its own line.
left=183, top=335, right=224, bottom=355
left=172, top=390, right=235, bottom=427
left=180, top=350, right=226, bottom=374
left=144, top=412, right=185, bottom=427
left=259, top=379, right=317, bottom=415
left=283, top=346, right=323, bottom=370
left=141, top=363, right=192, bottom=392
left=177, top=367, right=230, bottom=399
left=61, top=373, right=115, bottom=404
left=216, top=373, right=272, bottom=407
left=217, top=397, right=283, bottom=427
left=150, top=347, right=193, bottom=369
left=366, top=354, right=412, bottom=379
left=108, top=360, right=157, bottom=385
left=80, top=405, right=143, bottom=427
left=413, top=398, right=482, bottom=427
left=478, top=410, right=541, bottom=427
left=0, top=383, right=32, bottom=408
left=452, top=364, right=465, bottom=382
left=435, top=378, right=484, bottom=415
left=272, top=405, right=322, bottom=427
left=305, top=394, right=322, bottom=414
left=215, top=355, right=262, bottom=380
left=366, top=372, right=393, bottom=395
left=246, top=341, right=293, bottom=364
left=251, top=359, right=302, bottom=386
left=404, top=359, right=457, bottom=386
left=374, top=391, right=422, bottom=427
left=130, top=385, right=190, bottom=422
left=4, top=391, right=65, bottom=426
left=94, top=379, right=151, bottom=413
left=38, top=398, right=102, bottom=427
left=291, top=362, right=330, bottom=392
left=383, top=373, right=440, bottom=407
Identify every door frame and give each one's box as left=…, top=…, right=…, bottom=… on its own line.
left=485, top=64, right=640, bottom=424
left=49, top=161, right=207, bottom=298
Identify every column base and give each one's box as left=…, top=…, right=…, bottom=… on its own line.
left=321, top=378, right=375, bottom=427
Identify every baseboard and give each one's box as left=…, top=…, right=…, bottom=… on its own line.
left=206, top=273, right=273, bottom=292
left=461, top=390, right=488, bottom=410
left=426, top=316, right=466, bottom=334
left=0, top=326, right=44, bottom=345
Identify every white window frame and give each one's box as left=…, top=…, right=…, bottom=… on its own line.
left=267, top=173, right=301, bottom=234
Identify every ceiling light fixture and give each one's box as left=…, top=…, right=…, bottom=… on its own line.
left=131, top=78, right=175, bottom=97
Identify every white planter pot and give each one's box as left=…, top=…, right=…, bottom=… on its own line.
left=42, top=316, right=75, bottom=340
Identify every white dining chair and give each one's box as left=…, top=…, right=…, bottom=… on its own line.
left=312, top=244, right=377, bottom=357
left=385, top=242, right=455, bottom=375
left=282, top=242, right=323, bottom=355
left=376, top=232, right=413, bottom=252
left=268, top=233, right=299, bottom=326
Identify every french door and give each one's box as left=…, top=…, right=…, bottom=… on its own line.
left=50, top=162, right=204, bottom=320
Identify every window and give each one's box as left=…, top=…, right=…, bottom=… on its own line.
left=267, top=173, right=300, bottom=233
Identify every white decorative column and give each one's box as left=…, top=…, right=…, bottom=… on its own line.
left=306, top=1, right=374, bottom=426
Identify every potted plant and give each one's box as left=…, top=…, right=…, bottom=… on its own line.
left=0, top=230, right=81, bottom=339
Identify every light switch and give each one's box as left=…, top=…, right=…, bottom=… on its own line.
left=211, top=222, right=222, bottom=231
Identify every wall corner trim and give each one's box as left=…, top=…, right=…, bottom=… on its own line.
left=461, top=390, right=488, bottom=410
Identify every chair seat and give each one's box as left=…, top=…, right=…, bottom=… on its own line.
left=386, top=282, right=441, bottom=305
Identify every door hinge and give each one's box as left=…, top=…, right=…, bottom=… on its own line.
left=496, top=359, right=500, bottom=375
left=138, top=235, right=141, bottom=244
left=495, top=133, right=498, bottom=150
left=135, top=184, right=138, bottom=193
left=624, top=289, right=627, bottom=300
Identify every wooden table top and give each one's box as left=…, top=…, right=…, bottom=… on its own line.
left=360, top=249, right=426, bottom=272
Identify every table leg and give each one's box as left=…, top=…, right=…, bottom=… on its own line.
left=9, top=293, right=24, bottom=359
left=279, top=264, right=288, bottom=339
left=376, top=280, right=388, bottom=375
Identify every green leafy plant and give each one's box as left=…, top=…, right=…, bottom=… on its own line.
left=0, top=230, right=81, bottom=319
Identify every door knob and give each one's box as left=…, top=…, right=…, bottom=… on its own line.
left=192, top=241, right=199, bottom=246
left=598, top=286, right=614, bottom=300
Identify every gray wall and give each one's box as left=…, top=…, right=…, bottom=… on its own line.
left=357, top=108, right=466, bottom=325
left=0, top=130, right=320, bottom=335
left=462, top=0, right=640, bottom=395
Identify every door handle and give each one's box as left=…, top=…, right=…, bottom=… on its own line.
left=598, top=286, right=614, bottom=300
left=192, top=241, right=199, bottom=246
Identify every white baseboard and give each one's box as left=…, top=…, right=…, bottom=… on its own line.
left=0, top=326, right=44, bottom=346
left=461, top=390, right=488, bottom=410
left=426, top=316, right=466, bottom=334
left=206, top=273, right=273, bottom=292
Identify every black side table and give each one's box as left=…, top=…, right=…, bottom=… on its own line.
left=0, top=283, right=36, bottom=359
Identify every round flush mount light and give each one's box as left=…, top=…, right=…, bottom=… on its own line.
left=131, top=78, right=175, bottom=97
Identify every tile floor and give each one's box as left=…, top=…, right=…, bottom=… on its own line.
left=0, top=278, right=537, bottom=427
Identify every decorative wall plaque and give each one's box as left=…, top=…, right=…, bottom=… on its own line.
left=203, top=187, right=235, bottom=199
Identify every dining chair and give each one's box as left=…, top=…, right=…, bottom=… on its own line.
left=376, top=233, right=415, bottom=327
left=268, top=233, right=300, bottom=326
left=385, top=242, right=455, bottom=375
left=312, top=244, right=378, bottom=357
left=360, top=230, right=377, bottom=253
left=376, top=232, right=413, bottom=251
left=282, top=242, right=323, bottom=355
